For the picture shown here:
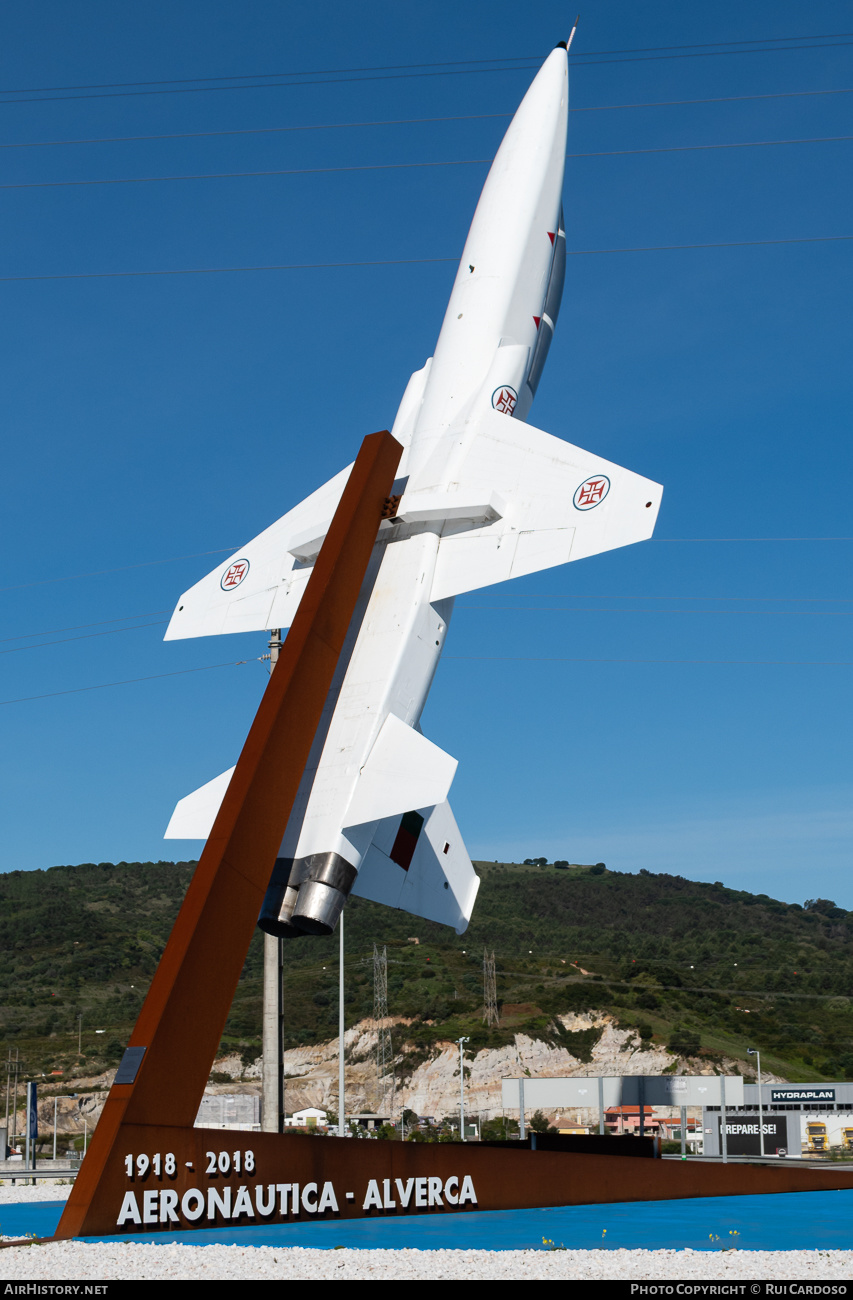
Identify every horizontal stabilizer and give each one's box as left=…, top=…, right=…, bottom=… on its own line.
left=351, top=799, right=479, bottom=933
left=425, top=408, right=662, bottom=600
left=164, top=766, right=234, bottom=839
left=343, top=713, right=457, bottom=828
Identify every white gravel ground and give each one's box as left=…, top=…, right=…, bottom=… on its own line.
left=1, top=1183, right=850, bottom=1281
left=1, top=1241, right=851, bottom=1280
left=0, top=1182, right=74, bottom=1203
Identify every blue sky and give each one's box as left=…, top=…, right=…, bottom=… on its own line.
left=3, top=1, right=852, bottom=908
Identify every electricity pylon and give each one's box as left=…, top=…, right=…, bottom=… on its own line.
left=373, top=944, right=395, bottom=1115
left=483, top=947, right=500, bottom=1027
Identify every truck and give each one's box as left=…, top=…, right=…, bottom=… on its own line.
left=805, top=1120, right=828, bottom=1153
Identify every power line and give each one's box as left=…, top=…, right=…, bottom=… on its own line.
left=0, top=620, right=168, bottom=656
left=3, top=156, right=487, bottom=191
left=571, top=134, right=853, bottom=158
left=4, top=648, right=850, bottom=708
left=0, top=58, right=539, bottom=96
left=573, top=31, right=853, bottom=56
left=5, top=236, right=852, bottom=285
left=3, top=34, right=852, bottom=105
left=0, top=547, right=236, bottom=592
left=464, top=593, right=853, bottom=601
left=0, top=256, right=456, bottom=283
left=2, top=595, right=849, bottom=653
left=6, top=135, right=851, bottom=192
left=562, top=975, right=853, bottom=1004
left=0, top=66, right=538, bottom=109
left=457, top=606, right=853, bottom=616
left=657, top=535, right=853, bottom=541
left=568, top=39, right=853, bottom=70
left=3, top=539, right=850, bottom=598
left=9, top=607, right=847, bottom=657
left=444, top=655, right=853, bottom=666
left=0, top=659, right=255, bottom=706
left=4, top=593, right=849, bottom=646
left=0, top=610, right=170, bottom=643
left=2, top=113, right=509, bottom=151
left=576, top=87, right=853, bottom=113
left=7, top=33, right=853, bottom=94
left=6, top=88, right=851, bottom=152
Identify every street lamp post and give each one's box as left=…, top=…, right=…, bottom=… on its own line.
left=747, top=1048, right=764, bottom=1157
left=53, top=1094, right=78, bottom=1161
left=457, top=1037, right=470, bottom=1141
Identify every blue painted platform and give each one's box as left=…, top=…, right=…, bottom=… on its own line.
left=6, top=1190, right=853, bottom=1252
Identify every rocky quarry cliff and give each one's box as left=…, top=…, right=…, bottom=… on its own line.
left=37, top=1011, right=768, bottom=1140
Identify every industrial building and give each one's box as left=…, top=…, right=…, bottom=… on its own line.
left=703, top=1082, right=853, bottom=1157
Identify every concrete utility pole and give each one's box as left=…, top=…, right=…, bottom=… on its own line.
left=262, top=630, right=285, bottom=1134
left=338, top=911, right=346, bottom=1138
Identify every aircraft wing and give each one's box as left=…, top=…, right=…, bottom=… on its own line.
left=164, top=462, right=355, bottom=641
left=397, top=409, right=662, bottom=601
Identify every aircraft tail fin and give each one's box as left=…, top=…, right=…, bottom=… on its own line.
left=352, top=799, right=479, bottom=934
left=164, top=766, right=235, bottom=839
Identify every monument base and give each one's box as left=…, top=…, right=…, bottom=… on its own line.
left=70, top=1127, right=853, bottom=1239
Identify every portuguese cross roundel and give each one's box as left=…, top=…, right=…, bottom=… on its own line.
left=491, top=385, right=518, bottom=416
left=221, top=558, right=250, bottom=591
left=573, top=475, right=610, bottom=511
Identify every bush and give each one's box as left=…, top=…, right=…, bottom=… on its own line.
left=823, top=1053, right=853, bottom=1080
left=669, top=1029, right=701, bottom=1056
left=589, top=864, right=605, bottom=876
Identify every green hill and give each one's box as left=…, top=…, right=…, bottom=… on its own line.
left=2, top=858, right=852, bottom=1084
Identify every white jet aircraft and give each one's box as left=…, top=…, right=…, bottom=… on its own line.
left=164, top=41, right=662, bottom=937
